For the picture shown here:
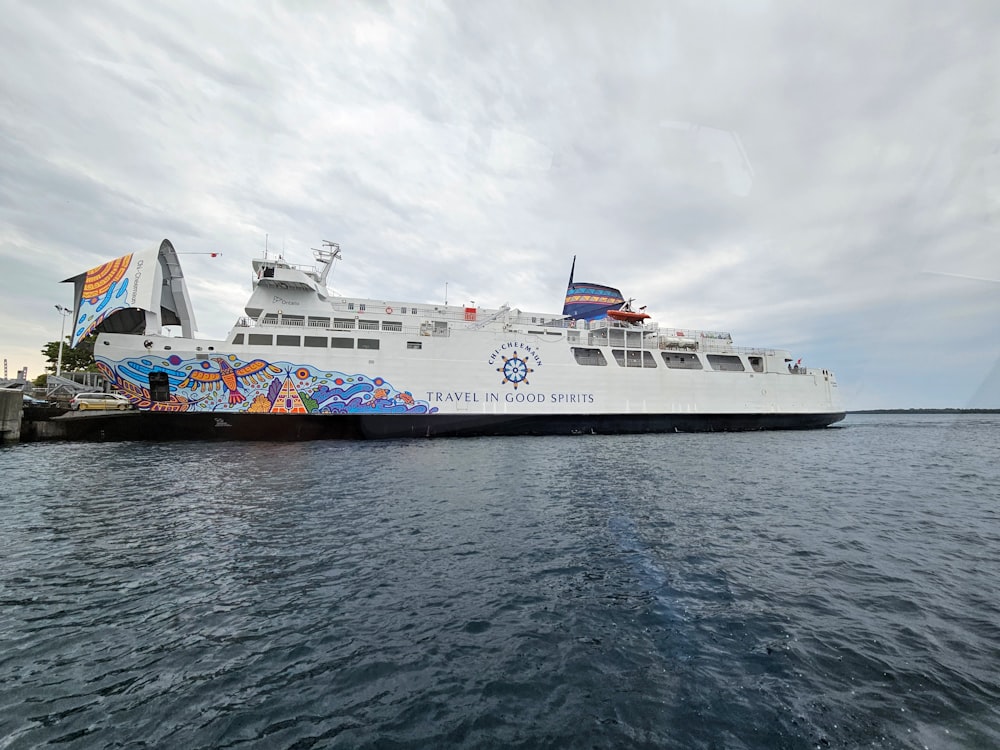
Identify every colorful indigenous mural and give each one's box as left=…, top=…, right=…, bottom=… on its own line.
left=96, top=354, right=438, bottom=415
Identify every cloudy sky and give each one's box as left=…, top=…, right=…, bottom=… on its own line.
left=1, top=1, right=998, bottom=409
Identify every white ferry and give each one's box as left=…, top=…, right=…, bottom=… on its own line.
left=64, top=239, right=844, bottom=439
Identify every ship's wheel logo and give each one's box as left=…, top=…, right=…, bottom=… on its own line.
left=498, top=352, right=533, bottom=389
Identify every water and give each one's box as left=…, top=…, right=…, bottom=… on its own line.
left=1, top=414, right=998, bottom=749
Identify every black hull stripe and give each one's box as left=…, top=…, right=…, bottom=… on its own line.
left=47, top=411, right=847, bottom=441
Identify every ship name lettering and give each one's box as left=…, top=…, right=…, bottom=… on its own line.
left=129, top=259, right=144, bottom=305
left=487, top=341, right=543, bottom=367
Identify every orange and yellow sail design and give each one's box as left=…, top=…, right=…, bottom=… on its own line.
left=81, top=254, right=132, bottom=302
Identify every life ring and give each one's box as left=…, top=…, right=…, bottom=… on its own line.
left=385, top=306, right=393, bottom=315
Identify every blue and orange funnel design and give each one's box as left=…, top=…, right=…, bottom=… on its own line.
left=561, top=256, right=626, bottom=321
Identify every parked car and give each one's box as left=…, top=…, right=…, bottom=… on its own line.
left=69, top=392, right=134, bottom=411
left=22, top=395, right=50, bottom=406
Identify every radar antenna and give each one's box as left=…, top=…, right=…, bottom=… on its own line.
left=312, top=240, right=342, bottom=287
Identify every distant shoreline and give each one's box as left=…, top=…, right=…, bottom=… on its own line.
left=849, top=408, right=1000, bottom=414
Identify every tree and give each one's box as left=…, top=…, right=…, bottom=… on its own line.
left=41, top=334, right=98, bottom=374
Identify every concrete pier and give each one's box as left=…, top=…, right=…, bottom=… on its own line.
left=0, top=390, right=22, bottom=442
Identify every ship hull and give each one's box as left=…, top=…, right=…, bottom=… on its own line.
left=51, top=409, right=846, bottom=441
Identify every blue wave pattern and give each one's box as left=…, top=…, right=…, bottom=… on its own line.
left=99, top=353, right=438, bottom=414
left=1, top=414, right=998, bottom=748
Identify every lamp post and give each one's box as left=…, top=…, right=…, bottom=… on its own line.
left=54, top=305, right=71, bottom=377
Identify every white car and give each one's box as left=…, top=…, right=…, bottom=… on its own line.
left=69, top=392, right=134, bottom=411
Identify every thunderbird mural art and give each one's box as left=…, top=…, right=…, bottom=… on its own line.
left=97, top=354, right=438, bottom=415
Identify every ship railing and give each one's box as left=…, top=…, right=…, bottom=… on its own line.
left=255, top=317, right=306, bottom=327
left=699, top=342, right=780, bottom=357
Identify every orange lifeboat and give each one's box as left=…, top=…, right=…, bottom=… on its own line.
left=607, top=309, right=650, bottom=323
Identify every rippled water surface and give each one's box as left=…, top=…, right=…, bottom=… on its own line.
left=1, top=414, right=999, bottom=749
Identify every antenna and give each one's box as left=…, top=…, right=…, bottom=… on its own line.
left=264, top=233, right=269, bottom=260
left=313, top=240, right=342, bottom=287
left=445, top=282, right=448, bottom=306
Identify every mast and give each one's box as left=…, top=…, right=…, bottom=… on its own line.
left=314, top=240, right=342, bottom=287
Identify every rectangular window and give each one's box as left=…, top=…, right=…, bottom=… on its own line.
left=707, top=354, right=745, bottom=372
left=359, top=304, right=366, bottom=312
left=347, top=303, right=355, bottom=311
left=572, top=347, right=607, bottom=366
left=330, top=337, right=354, bottom=348
left=358, top=338, right=380, bottom=350
left=401, top=307, right=408, bottom=314
left=231, top=333, right=244, bottom=344
left=612, top=349, right=658, bottom=368
left=276, top=335, right=300, bottom=346
left=661, top=353, right=703, bottom=370
left=407, top=341, right=422, bottom=350
left=248, top=334, right=273, bottom=345
left=749, top=356, right=764, bottom=373
left=304, top=336, right=328, bottom=348
left=411, top=308, right=418, bottom=314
